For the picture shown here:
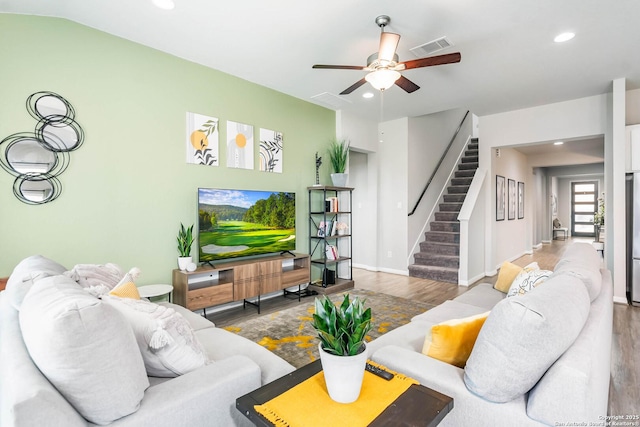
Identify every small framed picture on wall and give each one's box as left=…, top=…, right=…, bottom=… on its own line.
left=518, top=181, right=525, bottom=219
left=508, top=179, right=516, bottom=220
left=496, top=175, right=505, bottom=221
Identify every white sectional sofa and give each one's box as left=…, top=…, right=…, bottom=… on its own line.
left=0, top=255, right=294, bottom=427
left=368, top=243, right=613, bottom=426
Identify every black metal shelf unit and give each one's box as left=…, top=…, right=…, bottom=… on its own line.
left=308, top=185, right=353, bottom=291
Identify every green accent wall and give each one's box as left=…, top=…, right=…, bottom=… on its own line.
left=0, top=14, right=335, bottom=283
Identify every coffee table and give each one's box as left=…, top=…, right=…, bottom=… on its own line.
left=236, top=359, right=453, bottom=427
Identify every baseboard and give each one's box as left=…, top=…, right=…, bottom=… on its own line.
left=458, top=271, right=486, bottom=287
left=352, top=263, right=377, bottom=272
left=542, top=240, right=551, bottom=244
left=524, top=250, right=533, bottom=255
left=532, top=243, right=542, bottom=249
left=613, top=296, right=628, bottom=305
left=485, top=269, right=498, bottom=277
left=378, top=267, right=409, bottom=276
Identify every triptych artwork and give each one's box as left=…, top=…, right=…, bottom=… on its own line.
left=186, top=112, right=283, bottom=173
left=496, top=175, right=524, bottom=221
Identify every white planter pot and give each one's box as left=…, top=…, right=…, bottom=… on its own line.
left=318, top=343, right=367, bottom=403
left=330, top=173, right=348, bottom=188
left=177, top=256, right=192, bottom=271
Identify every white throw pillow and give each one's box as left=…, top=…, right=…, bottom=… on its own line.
left=19, top=275, right=149, bottom=425
left=507, top=269, right=552, bottom=297
left=101, top=296, right=211, bottom=377
left=5, top=255, right=67, bottom=309
left=63, top=263, right=125, bottom=290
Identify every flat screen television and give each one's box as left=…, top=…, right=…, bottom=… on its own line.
left=198, top=188, right=296, bottom=263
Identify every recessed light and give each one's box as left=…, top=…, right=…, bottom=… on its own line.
left=152, top=0, right=175, bottom=10
left=554, top=32, right=575, bottom=43
left=554, top=141, right=564, bottom=145
left=362, top=92, right=374, bottom=99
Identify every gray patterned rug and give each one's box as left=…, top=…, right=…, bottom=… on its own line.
left=223, top=289, right=433, bottom=368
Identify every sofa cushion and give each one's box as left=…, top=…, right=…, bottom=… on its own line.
left=101, top=296, right=210, bottom=377
left=463, top=274, right=590, bottom=403
left=422, top=311, right=490, bottom=368
left=452, top=283, right=505, bottom=310
left=5, top=255, right=67, bottom=309
left=506, top=268, right=552, bottom=297
left=19, top=275, right=149, bottom=425
left=493, top=261, right=522, bottom=293
left=553, top=243, right=602, bottom=301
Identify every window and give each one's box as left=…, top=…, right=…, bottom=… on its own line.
left=571, top=181, right=597, bottom=237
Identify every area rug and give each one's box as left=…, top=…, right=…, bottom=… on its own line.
left=223, top=289, right=434, bottom=368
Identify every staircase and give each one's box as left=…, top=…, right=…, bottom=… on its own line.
left=408, top=138, right=479, bottom=284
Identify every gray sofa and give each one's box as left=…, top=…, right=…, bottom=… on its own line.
left=0, top=255, right=294, bottom=427
left=368, top=243, right=613, bottom=426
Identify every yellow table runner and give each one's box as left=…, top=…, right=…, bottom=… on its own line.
left=255, top=361, right=418, bottom=427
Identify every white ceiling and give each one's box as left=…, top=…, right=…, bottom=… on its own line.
left=2, top=0, right=639, bottom=122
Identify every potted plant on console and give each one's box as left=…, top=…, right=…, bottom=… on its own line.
left=177, top=223, right=194, bottom=271
left=328, top=138, right=350, bottom=187
left=311, top=294, right=371, bottom=403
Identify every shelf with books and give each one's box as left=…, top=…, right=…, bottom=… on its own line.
left=308, top=186, right=353, bottom=293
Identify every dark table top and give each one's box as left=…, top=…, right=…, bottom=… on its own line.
left=236, top=360, right=454, bottom=427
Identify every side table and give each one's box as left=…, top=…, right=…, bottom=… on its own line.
left=138, top=284, right=173, bottom=302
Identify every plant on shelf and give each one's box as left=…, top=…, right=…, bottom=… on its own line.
left=311, top=293, right=372, bottom=403
left=593, top=193, right=605, bottom=242
left=176, top=223, right=194, bottom=270
left=328, top=138, right=350, bottom=187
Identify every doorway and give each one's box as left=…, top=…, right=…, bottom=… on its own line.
left=571, top=181, right=598, bottom=237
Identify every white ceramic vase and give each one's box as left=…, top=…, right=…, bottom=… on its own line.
left=318, top=343, right=367, bottom=403
left=330, top=173, right=348, bottom=188
left=177, top=256, right=192, bottom=271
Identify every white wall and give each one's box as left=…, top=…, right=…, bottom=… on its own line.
left=377, top=118, right=409, bottom=274
left=492, top=147, right=530, bottom=266
left=479, top=93, right=609, bottom=274
left=627, top=88, right=640, bottom=125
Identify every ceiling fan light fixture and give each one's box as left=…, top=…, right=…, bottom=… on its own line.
left=365, top=69, right=401, bottom=91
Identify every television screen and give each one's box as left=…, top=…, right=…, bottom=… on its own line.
left=198, top=188, right=296, bottom=262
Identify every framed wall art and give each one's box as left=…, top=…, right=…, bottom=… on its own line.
left=227, top=120, right=254, bottom=170
left=518, top=181, right=525, bottom=219
left=496, top=175, right=505, bottom=221
left=508, top=178, right=516, bottom=220
left=186, top=112, right=219, bottom=166
left=259, top=128, right=283, bottom=173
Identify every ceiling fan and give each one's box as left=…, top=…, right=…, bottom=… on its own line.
left=313, top=15, right=461, bottom=95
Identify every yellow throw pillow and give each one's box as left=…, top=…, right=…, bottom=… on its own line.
left=494, top=261, right=523, bottom=293
left=109, top=281, right=141, bottom=300
left=422, top=311, right=490, bottom=368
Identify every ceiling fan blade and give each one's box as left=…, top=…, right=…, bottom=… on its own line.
left=312, top=64, right=366, bottom=70
left=399, top=52, right=461, bottom=70
left=395, top=75, right=420, bottom=93
left=340, top=78, right=367, bottom=95
left=378, top=32, right=400, bottom=62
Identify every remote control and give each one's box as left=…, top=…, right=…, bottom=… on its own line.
left=365, top=363, right=394, bottom=381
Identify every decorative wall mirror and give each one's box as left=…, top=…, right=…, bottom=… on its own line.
left=0, top=92, right=83, bottom=204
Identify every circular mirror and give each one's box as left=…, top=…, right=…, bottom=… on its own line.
left=27, top=92, right=74, bottom=122
left=14, top=175, right=60, bottom=204
left=37, top=120, right=83, bottom=152
left=6, top=136, right=57, bottom=174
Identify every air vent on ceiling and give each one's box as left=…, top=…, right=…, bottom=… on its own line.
left=310, top=92, right=352, bottom=109
left=410, top=36, right=454, bottom=58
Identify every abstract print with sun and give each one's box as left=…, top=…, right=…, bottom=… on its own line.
left=186, top=112, right=218, bottom=166
left=259, top=128, right=283, bottom=173
left=227, top=120, right=254, bottom=170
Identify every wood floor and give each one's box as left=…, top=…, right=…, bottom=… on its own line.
left=209, top=237, right=639, bottom=416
